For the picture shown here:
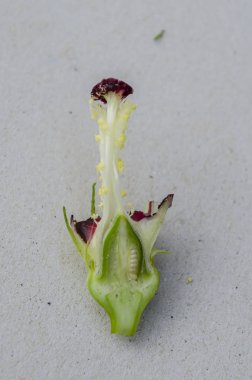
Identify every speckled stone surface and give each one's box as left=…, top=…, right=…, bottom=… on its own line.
left=1, top=1, right=252, bottom=379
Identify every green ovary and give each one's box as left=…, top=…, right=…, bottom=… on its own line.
left=87, top=215, right=159, bottom=336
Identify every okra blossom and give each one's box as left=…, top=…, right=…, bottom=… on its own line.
left=64, top=78, right=174, bottom=336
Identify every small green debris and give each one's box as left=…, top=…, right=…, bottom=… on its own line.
left=154, top=30, right=165, bottom=41
left=186, top=276, right=193, bottom=284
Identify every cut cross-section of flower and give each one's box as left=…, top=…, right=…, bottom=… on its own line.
left=63, top=78, right=174, bottom=336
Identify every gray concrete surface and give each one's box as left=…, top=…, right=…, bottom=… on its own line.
left=1, top=1, right=252, bottom=379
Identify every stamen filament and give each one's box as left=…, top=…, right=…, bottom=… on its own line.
left=90, top=85, right=136, bottom=223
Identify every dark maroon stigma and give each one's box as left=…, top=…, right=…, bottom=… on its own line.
left=91, top=78, right=133, bottom=103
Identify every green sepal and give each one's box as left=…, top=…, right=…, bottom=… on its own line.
left=151, top=249, right=173, bottom=258
left=63, top=206, right=86, bottom=260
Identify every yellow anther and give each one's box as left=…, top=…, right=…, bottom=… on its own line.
left=89, top=99, right=97, bottom=120
left=90, top=111, right=97, bottom=120
left=95, top=134, right=102, bottom=142
left=120, top=103, right=137, bottom=121
left=121, top=189, right=127, bottom=198
left=116, top=133, right=126, bottom=149
left=116, top=158, right=124, bottom=173
left=96, top=162, right=105, bottom=172
left=121, top=113, right=130, bottom=121
left=98, top=185, right=108, bottom=197
left=97, top=118, right=108, bottom=131
left=91, top=213, right=98, bottom=220
left=100, top=124, right=108, bottom=131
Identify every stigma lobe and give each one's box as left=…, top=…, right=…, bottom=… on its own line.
left=91, top=78, right=133, bottom=103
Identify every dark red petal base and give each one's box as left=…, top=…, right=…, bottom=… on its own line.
left=91, top=78, right=133, bottom=103
left=71, top=216, right=101, bottom=243
left=130, top=194, right=174, bottom=222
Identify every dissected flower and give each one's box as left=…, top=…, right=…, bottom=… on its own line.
left=63, top=78, right=174, bottom=336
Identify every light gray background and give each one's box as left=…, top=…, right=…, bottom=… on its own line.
left=1, top=1, right=252, bottom=379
